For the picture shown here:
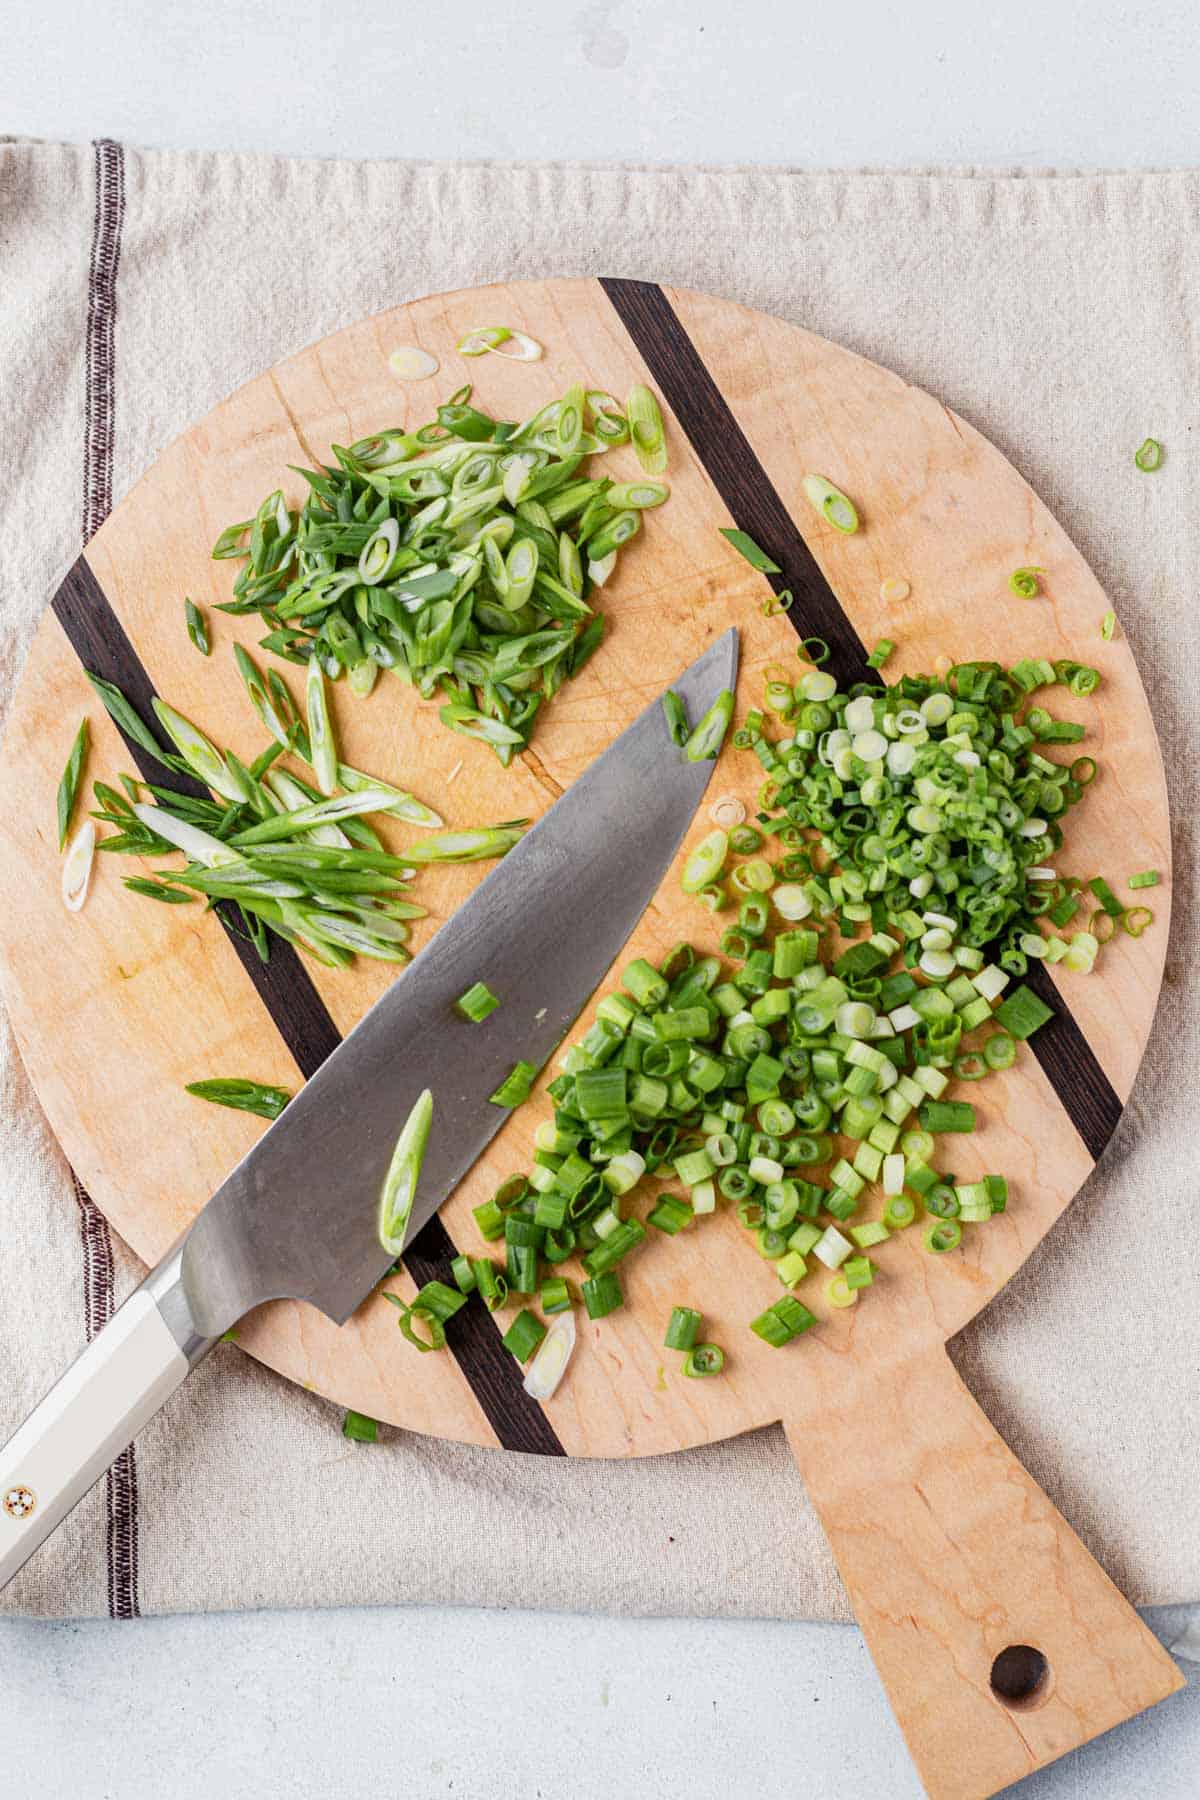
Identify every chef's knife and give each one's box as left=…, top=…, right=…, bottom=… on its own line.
left=0, top=628, right=738, bottom=1588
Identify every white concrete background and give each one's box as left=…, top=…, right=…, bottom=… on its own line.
left=2, top=1, right=1199, bottom=1794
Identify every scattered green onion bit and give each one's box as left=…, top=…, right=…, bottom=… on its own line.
left=1008, top=567, right=1043, bottom=599
left=682, top=1343, right=725, bottom=1378
left=1128, top=869, right=1159, bottom=890
left=342, top=1410, right=379, bottom=1442
left=1134, top=437, right=1163, bottom=472
left=867, top=639, right=894, bottom=670
left=457, top=980, right=500, bottom=1023
left=1100, top=610, right=1116, bottom=641
left=184, top=1078, right=291, bottom=1121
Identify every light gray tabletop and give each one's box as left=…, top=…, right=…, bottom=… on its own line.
left=1, top=1, right=1197, bottom=1793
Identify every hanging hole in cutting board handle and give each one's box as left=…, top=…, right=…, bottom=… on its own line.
left=781, top=1339, right=1183, bottom=1800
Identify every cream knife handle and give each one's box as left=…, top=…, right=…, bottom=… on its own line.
left=0, top=1254, right=211, bottom=1592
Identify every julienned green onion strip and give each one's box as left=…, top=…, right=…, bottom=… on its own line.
left=57, top=718, right=89, bottom=850
left=1134, top=437, right=1163, bottom=471
left=457, top=980, right=500, bottom=1022
left=213, top=375, right=668, bottom=763
left=342, top=1410, right=379, bottom=1442
left=184, top=1078, right=291, bottom=1121
left=378, top=1088, right=434, bottom=1254
left=719, top=528, right=781, bottom=575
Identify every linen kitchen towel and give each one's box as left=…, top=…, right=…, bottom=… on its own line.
left=1, top=141, right=1196, bottom=1620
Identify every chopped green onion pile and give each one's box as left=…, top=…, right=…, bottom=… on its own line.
left=719, top=647, right=1127, bottom=980
left=79, top=662, right=522, bottom=968
left=209, top=378, right=668, bottom=764
left=420, top=917, right=1028, bottom=1357
left=392, top=642, right=1156, bottom=1378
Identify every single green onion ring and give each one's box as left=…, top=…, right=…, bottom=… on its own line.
left=1134, top=437, right=1163, bottom=471
left=1008, top=567, right=1044, bottom=599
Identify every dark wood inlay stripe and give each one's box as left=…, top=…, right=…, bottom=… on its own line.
left=602, top=277, right=1123, bottom=1163
left=52, top=556, right=564, bottom=1456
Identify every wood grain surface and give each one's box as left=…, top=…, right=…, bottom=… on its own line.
left=0, top=278, right=1180, bottom=1796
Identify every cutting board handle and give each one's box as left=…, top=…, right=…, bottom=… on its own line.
left=784, top=1342, right=1183, bottom=1800
left=0, top=1284, right=195, bottom=1592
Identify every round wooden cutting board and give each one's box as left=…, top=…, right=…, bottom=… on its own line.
left=0, top=279, right=1169, bottom=1454
left=0, top=280, right=1180, bottom=1799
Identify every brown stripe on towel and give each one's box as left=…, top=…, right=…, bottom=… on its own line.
left=78, top=137, right=141, bottom=1619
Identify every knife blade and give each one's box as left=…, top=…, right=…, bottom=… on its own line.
left=0, top=628, right=737, bottom=1588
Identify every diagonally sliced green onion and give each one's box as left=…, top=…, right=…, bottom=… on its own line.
left=234, top=643, right=291, bottom=748
left=399, top=824, right=525, bottom=864
left=132, top=803, right=243, bottom=868
left=457, top=326, right=511, bottom=357
left=305, top=655, right=338, bottom=795
left=719, top=528, right=781, bottom=574
left=626, top=384, right=667, bottom=474
left=86, top=672, right=174, bottom=769
left=185, top=599, right=210, bottom=656
left=184, top=1077, right=291, bottom=1121
left=522, top=1309, right=576, bottom=1399
left=802, top=475, right=859, bottom=534
left=61, top=819, right=96, bottom=912
left=457, top=980, right=500, bottom=1022
left=57, top=718, right=89, bottom=850
left=684, top=690, right=735, bottom=762
left=681, top=828, right=728, bottom=894
left=378, top=1088, right=433, bottom=1255
left=152, top=698, right=252, bottom=804
left=123, top=876, right=195, bottom=904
